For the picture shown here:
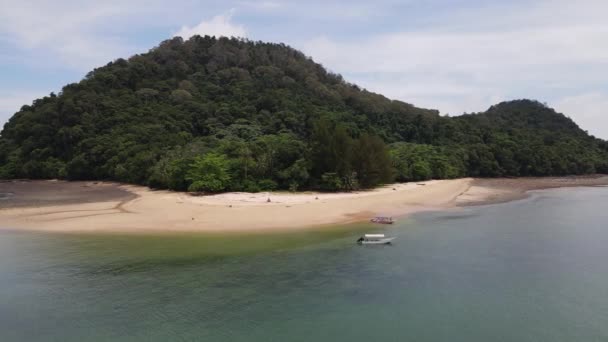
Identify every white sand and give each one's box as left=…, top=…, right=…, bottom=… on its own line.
left=0, top=178, right=474, bottom=233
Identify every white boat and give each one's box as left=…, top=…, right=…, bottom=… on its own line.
left=357, top=234, right=395, bottom=245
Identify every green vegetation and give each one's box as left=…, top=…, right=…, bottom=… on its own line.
left=186, top=153, right=231, bottom=192
left=1, top=36, right=606, bottom=192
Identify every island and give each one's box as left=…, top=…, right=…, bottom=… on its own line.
left=1, top=36, right=607, bottom=233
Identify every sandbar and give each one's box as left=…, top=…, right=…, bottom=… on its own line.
left=1, top=175, right=607, bottom=233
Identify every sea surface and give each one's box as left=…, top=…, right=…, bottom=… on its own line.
left=1, top=187, right=608, bottom=341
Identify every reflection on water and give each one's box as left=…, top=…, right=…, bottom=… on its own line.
left=1, top=187, right=608, bottom=341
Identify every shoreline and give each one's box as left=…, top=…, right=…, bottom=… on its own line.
left=1, top=176, right=607, bottom=234
left=455, top=176, right=608, bottom=206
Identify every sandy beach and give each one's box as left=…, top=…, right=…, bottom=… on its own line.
left=1, top=176, right=607, bottom=233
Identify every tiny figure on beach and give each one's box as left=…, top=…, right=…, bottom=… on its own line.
left=267, top=198, right=271, bottom=203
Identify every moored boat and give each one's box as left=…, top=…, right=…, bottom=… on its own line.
left=370, top=216, right=394, bottom=224
left=357, top=234, right=395, bottom=245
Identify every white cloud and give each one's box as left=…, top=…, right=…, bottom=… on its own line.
left=175, top=12, right=247, bottom=40
left=237, top=1, right=283, bottom=11
left=554, top=93, right=608, bottom=139
left=0, top=90, right=48, bottom=129
left=0, top=0, right=141, bottom=70
left=303, top=26, right=608, bottom=81
left=300, top=0, right=608, bottom=137
left=263, top=1, right=388, bottom=21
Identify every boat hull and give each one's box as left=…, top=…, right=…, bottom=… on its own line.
left=370, top=217, right=394, bottom=224
left=358, top=238, right=395, bottom=245
left=370, top=221, right=394, bottom=224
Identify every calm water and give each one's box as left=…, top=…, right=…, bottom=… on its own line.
left=1, top=187, right=608, bottom=341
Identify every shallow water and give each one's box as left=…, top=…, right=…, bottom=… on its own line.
left=1, top=187, right=608, bottom=341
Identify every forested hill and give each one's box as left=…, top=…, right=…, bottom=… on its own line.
left=1, top=36, right=607, bottom=192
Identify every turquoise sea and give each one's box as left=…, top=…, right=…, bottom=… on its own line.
left=1, top=187, right=608, bottom=341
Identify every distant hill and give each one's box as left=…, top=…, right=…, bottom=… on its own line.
left=1, top=36, right=606, bottom=192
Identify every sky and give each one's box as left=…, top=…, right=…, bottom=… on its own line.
left=0, top=0, right=607, bottom=138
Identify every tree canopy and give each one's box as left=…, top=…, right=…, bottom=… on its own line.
left=0, top=36, right=606, bottom=192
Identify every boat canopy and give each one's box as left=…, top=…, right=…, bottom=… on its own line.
left=364, top=234, right=385, bottom=238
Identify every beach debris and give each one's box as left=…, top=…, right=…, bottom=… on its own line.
left=267, top=198, right=271, bottom=203
left=315, top=196, right=319, bottom=200
left=393, top=188, right=396, bottom=190
left=228, top=205, right=233, bottom=208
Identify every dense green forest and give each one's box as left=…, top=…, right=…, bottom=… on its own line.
left=1, top=36, right=607, bottom=192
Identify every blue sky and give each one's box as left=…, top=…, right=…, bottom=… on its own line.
left=1, top=0, right=607, bottom=138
